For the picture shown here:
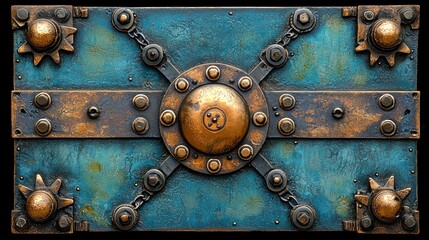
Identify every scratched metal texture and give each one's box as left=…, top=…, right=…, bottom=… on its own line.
left=12, top=7, right=418, bottom=231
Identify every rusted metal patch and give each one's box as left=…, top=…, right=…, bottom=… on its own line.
left=12, top=90, right=163, bottom=138
left=266, top=91, right=420, bottom=139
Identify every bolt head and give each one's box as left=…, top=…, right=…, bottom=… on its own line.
left=35, top=119, right=52, bottom=136
left=297, top=212, right=310, bottom=225
left=175, top=78, right=189, bottom=92
left=380, top=120, right=397, bottom=136
left=119, top=212, right=131, bottom=224
left=117, top=12, right=130, bottom=24
left=207, top=159, right=221, bottom=173
left=278, top=118, right=295, bottom=135
left=148, top=174, right=160, bottom=187
left=363, top=10, right=375, bottom=21
left=34, top=92, right=51, bottom=109
left=279, top=94, right=296, bottom=110
left=15, top=216, right=29, bottom=231
left=174, top=145, right=189, bottom=160
left=56, top=215, right=72, bottom=232
left=403, top=215, right=417, bottom=230
left=253, top=112, right=267, bottom=126
left=133, top=94, right=149, bottom=110
left=270, top=49, right=283, bottom=62
left=298, top=12, right=310, bottom=24
left=160, top=110, right=176, bottom=126
left=54, top=8, right=69, bottom=22
left=360, top=216, right=373, bottom=230
left=402, top=9, right=414, bottom=21
left=206, top=66, right=220, bottom=80
left=16, top=8, right=29, bottom=21
left=238, top=145, right=253, bottom=160
left=147, top=48, right=160, bottom=61
left=238, top=77, right=252, bottom=91
left=379, top=94, right=395, bottom=110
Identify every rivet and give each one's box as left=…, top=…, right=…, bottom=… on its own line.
left=75, top=187, right=80, bottom=191
left=278, top=118, right=295, bottom=136
left=192, top=79, right=198, bottom=85
left=274, top=112, right=280, bottom=117
left=87, top=106, right=100, bottom=119
left=54, top=8, right=70, bottom=22
left=238, top=76, right=252, bottom=91
left=401, top=8, right=415, bottom=21
left=238, top=145, right=253, bottom=160
left=293, top=141, right=298, bottom=144
left=132, top=117, right=149, bottom=135
left=227, top=155, right=232, bottom=160
left=253, top=112, right=267, bottom=126
left=375, top=172, right=379, bottom=177
left=119, top=212, right=131, bottom=224
left=16, top=8, right=29, bottom=21
left=16, top=59, right=20, bottom=63
left=117, top=12, right=130, bottom=24
left=298, top=12, right=310, bottom=24
left=17, top=147, right=21, bottom=151
left=174, top=145, right=189, bottom=160
left=18, top=75, right=22, bottom=80
left=297, top=212, right=310, bottom=225
left=15, top=215, right=30, bottom=232
left=360, top=216, right=374, bottom=230
left=34, top=92, right=52, bottom=109
left=206, top=66, right=220, bottom=81
left=363, top=10, right=375, bottom=21
left=128, top=77, right=133, bottom=81
left=408, top=148, right=413, bottom=152
left=270, top=48, right=283, bottom=62
left=160, top=110, right=176, bottom=126
left=272, top=106, right=278, bottom=110
left=175, top=78, right=189, bottom=92
left=56, top=215, right=72, bottom=232
left=379, top=94, right=395, bottom=110
left=411, top=170, right=415, bottom=174
left=380, top=120, right=397, bottom=136
left=232, top=222, right=237, bottom=226
left=134, top=182, right=139, bottom=187
left=353, top=179, right=357, bottom=183
left=275, top=220, right=279, bottom=224
left=19, top=176, right=24, bottom=180
left=207, top=159, right=221, bottom=174
left=34, top=118, right=52, bottom=136
left=279, top=94, right=296, bottom=110
left=402, top=214, right=417, bottom=231
left=132, top=94, right=149, bottom=110
left=228, top=11, right=233, bottom=15
left=272, top=175, right=283, bottom=186
left=332, top=107, right=344, bottom=119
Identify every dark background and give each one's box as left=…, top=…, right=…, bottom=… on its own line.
left=2, top=0, right=427, bottom=239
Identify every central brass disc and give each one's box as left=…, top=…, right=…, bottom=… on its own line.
left=27, top=19, right=60, bottom=52
left=179, top=84, right=249, bottom=155
left=370, top=189, right=402, bottom=223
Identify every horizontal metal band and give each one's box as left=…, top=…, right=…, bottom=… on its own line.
left=12, top=90, right=420, bottom=139
left=266, top=91, right=420, bottom=139
left=12, top=90, right=163, bottom=138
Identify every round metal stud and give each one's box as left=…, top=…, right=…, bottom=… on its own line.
left=132, top=117, right=149, bottom=135
left=266, top=169, right=288, bottom=192
left=205, top=66, right=220, bottom=81
left=143, top=169, right=166, bottom=192
left=179, top=84, right=249, bottom=155
left=142, top=44, right=164, bottom=66
left=360, top=215, right=374, bottom=231
left=291, top=8, right=316, bottom=33
left=87, top=106, right=100, bottom=119
left=279, top=94, right=296, bottom=110
left=400, top=8, right=416, bottom=23
left=238, top=76, right=253, bottom=91
left=111, top=8, right=135, bottom=32
left=174, top=145, right=189, bottom=160
left=402, top=214, right=417, bottom=231
left=363, top=10, right=375, bottom=22
left=34, top=92, right=52, bottom=109
left=370, top=19, right=402, bottom=51
left=54, top=8, right=70, bottom=23
left=278, top=118, right=295, bottom=136
left=160, top=110, right=176, bottom=126
left=332, top=107, right=345, bottom=119
left=378, top=94, right=395, bottom=110
left=132, top=94, right=149, bottom=110
left=370, top=189, right=402, bottom=223
left=56, top=215, right=72, bottom=232
left=14, top=215, right=30, bottom=232
left=26, top=190, right=57, bottom=222
left=290, top=205, right=316, bottom=230
left=253, top=112, right=267, bottom=126
left=207, top=159, right=221, bottom=174
left=238, top=144, right=254, bottom=160
left=175, top=78, right=189, bottom=92
left=112, top=204, right=139, bottom=231
left=265, top=44, right=288, bottom=68
left=27, top=19, right=60, bottom=52
left=16, top=8, right=29, bottom=21
left=380, top=119, right=397, bottom=136
left=35, top=118, right=52, bottom=136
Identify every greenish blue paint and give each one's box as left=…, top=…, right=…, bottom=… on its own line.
left=13, top=7, right=419, bottom=231
left=15, top=139, right=417, bottom=230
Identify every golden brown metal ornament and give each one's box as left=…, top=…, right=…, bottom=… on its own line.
left=355, top=176, right=411, bottom=223
left=346, top=5, right=420, bottom=67
left=18, top=174, right=74, bottom=223
left=18, top=19, right=77, bottom=65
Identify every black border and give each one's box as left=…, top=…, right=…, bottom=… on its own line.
left=2, top=0, right=427, bottom=240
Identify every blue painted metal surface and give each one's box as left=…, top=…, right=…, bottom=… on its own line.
left=12, top=7, right=419, bottom=231
left=14, top=139, right=417, bottom=230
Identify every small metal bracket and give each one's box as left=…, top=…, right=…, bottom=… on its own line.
left=343, top=5, right=419, bottom=67
left=343, top=176, right=419, bottom=234
left=11, top=5, right=86, bottom=65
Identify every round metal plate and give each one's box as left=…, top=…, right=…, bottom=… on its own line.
left=159, top=63, right=269, bottom=175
